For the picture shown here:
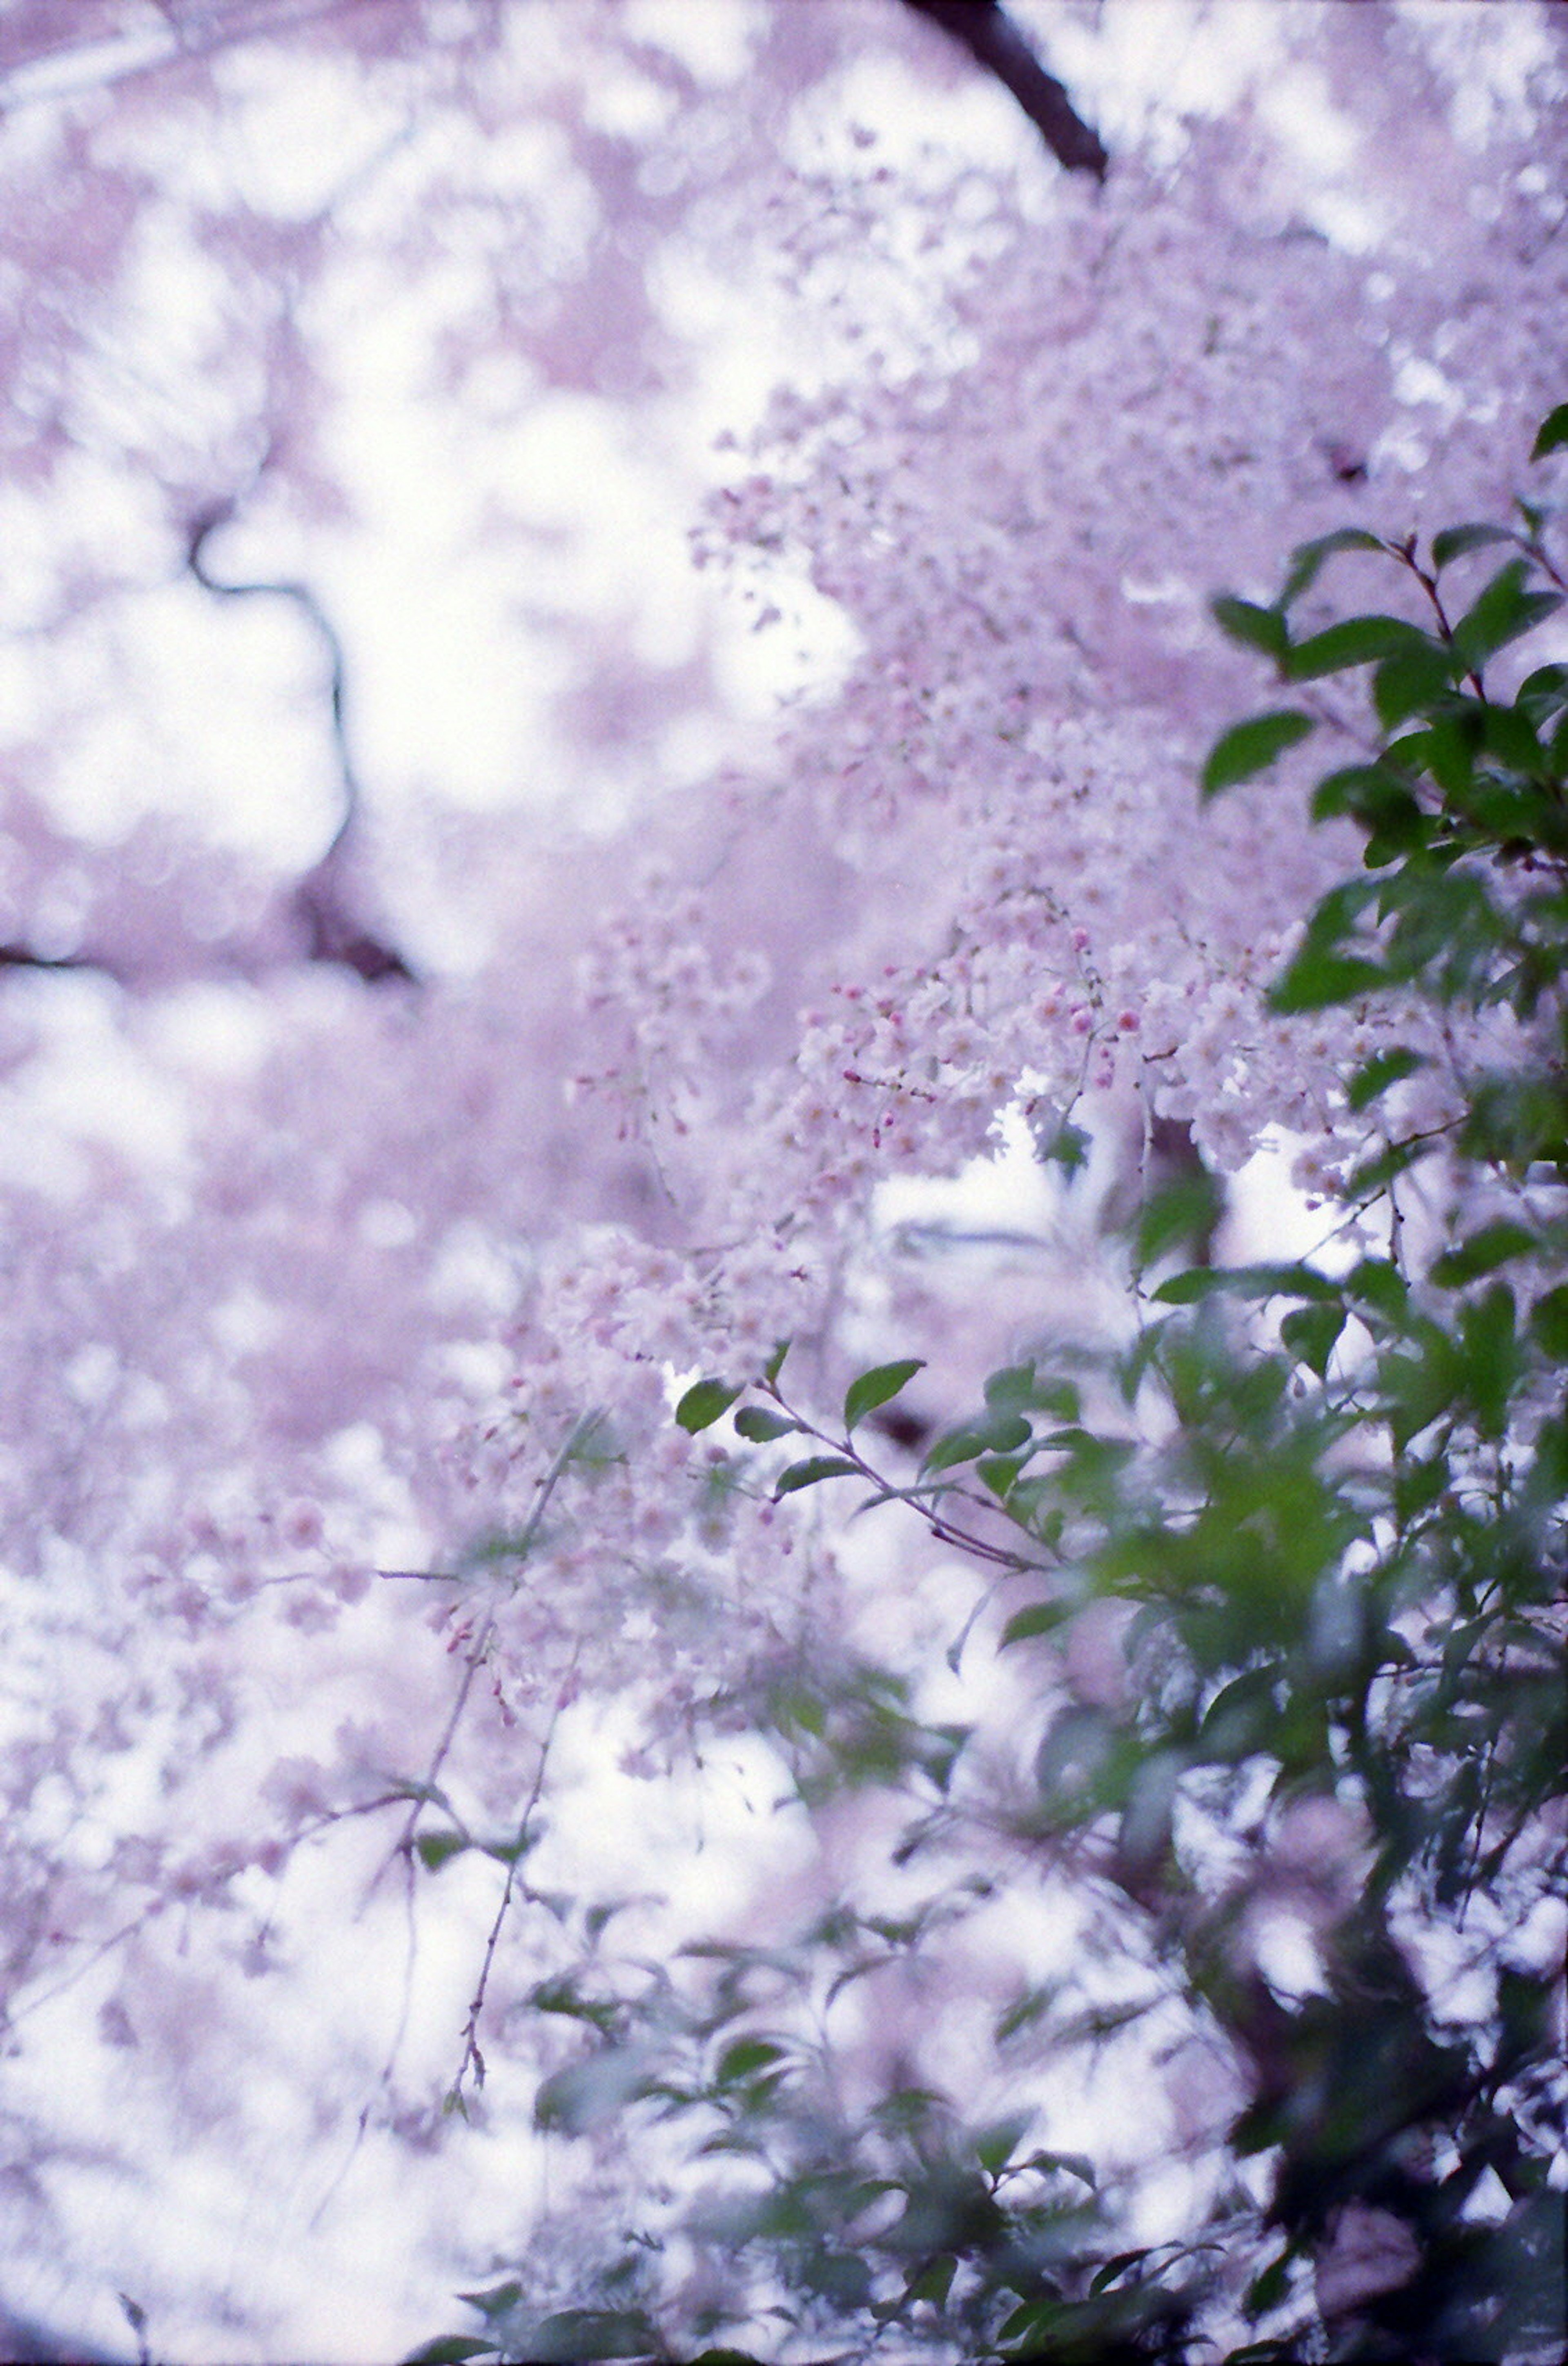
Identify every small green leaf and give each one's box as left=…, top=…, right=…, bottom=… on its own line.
left=1152, top=1261, right=1337, bottom=1306
left=1345, top=1045, right=1425, bottom=1111
left=762, top=1340, right=790, bottom=1384
left=1278, top=526, right=1387, bottom=605
left=1429, top=1220, right=1538, bottom=1287
left=775, top=1455, right=860, bottom=1495
left=1518, top=662, right=1568, bottom=721
left=903, top=2255, right=959, bottom=2308
left=1024, top=2148, right=1099, bottom=2190
left=844, top=1357, right=926, bottom=1432
left=528, top=1977, right=619, bottom=2031
left=1000, top=1600, right=1074, bottom=1648
left=974, top=2110, right=1034, bottom=2173
left=1284, top=614, right=1437, bottom=682
left=1149, top=1266, right=1222, bottom=1305
left=403, top=2341, right=500, bottom=2366
left=1210, top=593, right=1289, bottom=661
left=1089, top=2248, right=1153, bottom=2296
left=675, top=1378, right=742, bottom=1433
left=716, top=2036, right=787, bottom=2083
left=1134, top=1170, right=1225, bottom=1268
left=1279, top=1302, right=1346, bottom=1377
left=530, top=2309, right=658, bottom=2362
left=535, top=2048, right=650, bottom=2134
left=1345, top=1257, right=1409, bottom=1317
left=1450, top=559, right=1561, bottom=672
left=1529, top=1283, right=1568, bottom=1359
left=1201, top=709, right=1316, bottom=796
left=1244, top=2253, right=1293, bottom=2315
left=977, top=1454, right=1025, bottom=1497
left=1039, top=1116, right=1092, bottom=1174
left=454, top=2284, right=524, bottom=2322
left=733, top=1405, right=800, bottom=1443
left=1530, top=402, right=1568, bottom=459
left=1431, top=521, right=1515, bottom=570
left=1268, top=947, right=1384, bottom=1014
left=1310, top=764, right=1425, bottom=842
left=416, top=1831, right=468, bottom=1873
left=923, top=1411, right=1031, bottom=1472
left=1373, top=645, right=1458, bottom=728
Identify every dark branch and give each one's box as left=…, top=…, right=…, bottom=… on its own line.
left=901, top=0, right=1109, bottom=179
left=0, top=944, right=114, bottom=978
left=187, top=499, right=361, bottom=860
left=186, top=501, right=416, bottom=986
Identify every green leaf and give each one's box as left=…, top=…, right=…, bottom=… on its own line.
left=1210, top=593, right=1289, bottom=661
left=454, top=2284, right=524, bottom=2321
left=1345, top=1045, right=1425, bottom=1111
left=1089, top=2248, right=1153, bottom=2296
left=403, top=2341, right=500, bottom=2365
left=1345, top=1256, right=1409, bottom=1318
left=1025, top=2148, right=1098, bottom=2190
left=1373, top=644, right=1459, bottom=729
left=1278, top=526, right=1387, bottom=605
left=1451, top=559, right=1562, bottom=673
left=1198, top=1665, right=1282, bottom=1754
left=844, top=1357, right=925, bottom=1432
left=1517, top=662, right=1568, bottom=722
left=530, top=2309, right=659, bottom=2362
left=1530, top=402, right=1568, bottom=459
left=1429, top=1221, right=1539, bottom=1287
left=1134, top=1170, right=1225, bottom=1269
left=983, top=1359, right=1041, bottom=1410
left=535, top=2049, right=650, bottom=2134
left=1458, top=1281, right=1521, bottom=1438
left=1149, top=1267, right=1221, bottom=1305
left=1152, top=1260, right=1339, bottom=1306
left=1201, top=710, right=1315, bottom=797
left=1530, top=1283, right=1568, bottom=1359
left=1268, top=946, right=1384, bottom=1014
left=1117, top=1750, right=1181, bottom=1873
left=1244, top=2253, right=1293, bottom=2315
left=716, top=2036, right=788, bottom=2083
left=528, top=1977, right=619, bottom=2032
left=1310, top=764, right=1426, bottom=845
left=1279, top=1302, right=1346, bottom=1376
left=1039, top=1115, right=1092, bottom=1174
left=775, top=1455, right=860, bottom=1495
left=762, top=1340, right=789, bottom=1384
left=974, top=2110, right=1034, bottom=2173
left=416, top=1831, right=468, bottom=1872
left=676, top=1378, right=742, bottom=1433
left=733, top=1405, right=800, bottom=1443
left=1283, top=614, right=1438, bottom=682
left=923, top=1411, right=1032, bottom=1472
left=1000, top=1599, right=1074, bottom=1648
left=1432, top=522, right=1516, bottom=570
left=978, top=1454, right=1025, bottom=1497
left=903, top=2255, right=959, bottom=2308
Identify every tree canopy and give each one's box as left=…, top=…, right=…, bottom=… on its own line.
left=0, top=5, right=1562, bottom=2362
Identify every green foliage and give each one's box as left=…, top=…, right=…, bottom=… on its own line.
left=675, top=1377, right=743, bottom=1432
left=1200, top=708, right=1315, bottom=795
left=844, top=1357, right=926, bottom=1432
left=418, top=416, right=1568, bottom=2366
